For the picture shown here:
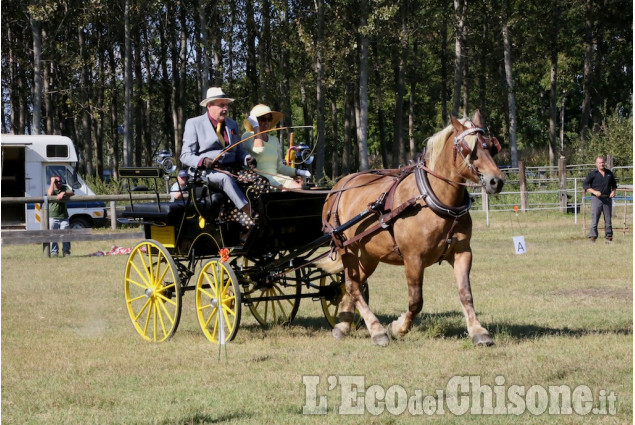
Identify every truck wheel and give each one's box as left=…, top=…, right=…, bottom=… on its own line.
left=70, top=217, right=91, bottom=229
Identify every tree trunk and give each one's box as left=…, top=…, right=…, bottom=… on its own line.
left=278, top=5, right=293, bottom=130
left=409, top=77, right=416, bottom=162
left=392, top=0, right=408, bottom=167
left=259, top=0, right=273, bottom=103
left=314, top=0, right=326, bottom=182
left=579, top=0, right=592, bottom=140
left=176, top=4, right=187, bottom=158
left=352, top=92, right=361, bottom=171
left=142, top=30, right=152, bottom=165
left=134, top=33, right=143, bottom=166
left=548, top=0, right=560, bottom=167
left=109, top=50, right=121, bottom=180
left=7, top=26, right=19, bottom=133
left=440, top=11, right=449, bottom=126
left=502, top=0, right=518, bottom=168
left=124, top=0, right=133, bottom=166
left=452, top=0, right=467, bottom=117
left=478, top=19, right=488, bottom=114
left=300, top=83, right=312, bottom=143
left=158, top=17, right=175, bottom=154
left=372, top=48, right=389, bottom=168
left=342, top=84, right=353, bottom=175
left=357, top=0, right=370, bottom=171
left=78, top=27, right=94, bottom=177
left=30, top=15, right=42, bottom=134
left=94, top=47, right=105, bottom=180
left=245, top=1, right=259, bottom=104
left=42, top=28, right=54, bottom=134
left=330, top=96, right=339, bottom=180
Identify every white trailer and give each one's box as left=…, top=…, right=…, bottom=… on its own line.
left=1, top=134, right=107, bottom=229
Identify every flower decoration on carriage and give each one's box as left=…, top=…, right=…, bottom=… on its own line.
left=219, top=247, right=232, bottom=263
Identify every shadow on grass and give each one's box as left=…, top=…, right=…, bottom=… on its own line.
left=241, top=310, right=632, bottom=343
left=157, top=411, right=251, bottom=424
left=412, top=310, right=633, bottom=341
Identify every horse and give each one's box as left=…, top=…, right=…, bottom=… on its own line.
left=320, top=110, right=505, bottom=347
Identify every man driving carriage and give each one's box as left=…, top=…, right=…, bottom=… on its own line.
left=180, top=87, right=257, bottom=227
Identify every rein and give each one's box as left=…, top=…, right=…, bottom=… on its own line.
left=212, top=125, right=314, bottom=163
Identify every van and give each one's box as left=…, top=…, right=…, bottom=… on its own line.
left=1, top=134, right=107, bottom=230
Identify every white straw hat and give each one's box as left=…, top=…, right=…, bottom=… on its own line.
left=243, top=104, right=283, bottom=132
left=200, top=87, right=235, bottom=106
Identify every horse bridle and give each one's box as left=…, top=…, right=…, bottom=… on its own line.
left=453, top=124, right=502, bottom=183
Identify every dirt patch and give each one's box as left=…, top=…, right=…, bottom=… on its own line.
left=552, top=287, right=633, bottom=300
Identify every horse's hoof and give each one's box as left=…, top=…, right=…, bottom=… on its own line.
left=472, top=333, right=494, bottom=346
left=332, top=326, right=349, bottom=340
left=372, top=333, right=390, bottom=347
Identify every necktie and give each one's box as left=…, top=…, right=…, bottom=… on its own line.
left=216, top=122, right=225, bottom=147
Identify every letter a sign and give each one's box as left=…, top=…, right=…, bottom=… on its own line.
left=513, top=236, right=527, bottom=255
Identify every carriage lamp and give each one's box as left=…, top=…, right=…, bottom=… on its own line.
left=155, top=150, right=177, bottom=174
left=294, top=144, right=314, bottom=168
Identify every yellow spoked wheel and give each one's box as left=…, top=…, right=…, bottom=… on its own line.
left=243, top=253, right=301, bottom=326
left=320, top=273, right=368, bottom=330
left=195, top=258, right=241, bottom=343
left=124, top=240, right=182, bottom=342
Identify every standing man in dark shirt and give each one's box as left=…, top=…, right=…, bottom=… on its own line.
left=582, top=156, right=618, bottom=242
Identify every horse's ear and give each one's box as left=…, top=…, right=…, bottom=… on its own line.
left=450, top=115, right=463, bottom=132
left=471, top=110, right=483, bottom=127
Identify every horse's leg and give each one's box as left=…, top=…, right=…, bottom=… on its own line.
left=388, top=260, right=423, bottom=338
left=333, top=251, right=388, bottom=346
left=451, top=250, right=494, bottom=346
left=331, top=250, right=359, bottom=340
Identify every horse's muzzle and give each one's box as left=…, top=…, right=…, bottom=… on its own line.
left=482, top=174, right=505, bottom=194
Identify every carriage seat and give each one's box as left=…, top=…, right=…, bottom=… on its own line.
left=122, top=202, right=187, bottom=221
left=122, top=191, right=228, bottom=222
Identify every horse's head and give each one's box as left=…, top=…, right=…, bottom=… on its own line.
left=450, top=110, right=505, bottom=194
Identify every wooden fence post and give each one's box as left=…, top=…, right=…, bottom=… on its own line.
left=559, top=156, right=567, bottom=212
left=110, top=201, right=117, bottom=230
left=481, top=186, right=490, bottom=227
left=42, top=197, right=50, bottom=257
left=518, top=161, right=528, bottom=212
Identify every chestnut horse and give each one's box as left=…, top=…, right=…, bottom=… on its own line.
left=320, top=111, right=504, bottom=346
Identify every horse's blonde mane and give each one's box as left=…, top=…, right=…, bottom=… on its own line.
left=426, top=118, right=477, bottom=170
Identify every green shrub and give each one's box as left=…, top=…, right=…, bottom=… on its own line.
left=569, top=109, right=633, bottom=166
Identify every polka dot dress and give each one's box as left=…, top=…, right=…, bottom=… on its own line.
left=219, top=169, right=273, bottom=228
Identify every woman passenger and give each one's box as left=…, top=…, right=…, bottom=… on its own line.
left=241, top=104, right=311, bottom=189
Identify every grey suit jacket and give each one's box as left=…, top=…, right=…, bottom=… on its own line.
left=180, top=113, right=249, bottom=169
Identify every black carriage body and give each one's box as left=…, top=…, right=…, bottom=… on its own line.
left=121, top=184, right=327, bottom=260
left=241, top=191, right=327, bottom=258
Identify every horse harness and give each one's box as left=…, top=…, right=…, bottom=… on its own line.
left=322, top=155, right=474, bottom=264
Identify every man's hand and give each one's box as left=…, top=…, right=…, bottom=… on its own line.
left=296, top=169, right=311, bottom=178
left=57, top=192, right=66, bottom=201
left=246, top=157, right=257, bottom=169
left=202, top=157, right=216, bottom=170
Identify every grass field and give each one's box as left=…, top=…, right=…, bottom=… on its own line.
left=1, top=211, right=632, bottom=424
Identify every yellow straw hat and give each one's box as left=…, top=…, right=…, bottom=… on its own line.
left=243, top=104, right=283, bottom=132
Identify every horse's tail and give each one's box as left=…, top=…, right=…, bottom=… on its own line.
left=314, top=250, right=344, bottom=274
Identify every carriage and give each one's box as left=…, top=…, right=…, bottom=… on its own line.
left=119, top=111, right=505, bottom=347
left=118, top=159, right=365, bottom=343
